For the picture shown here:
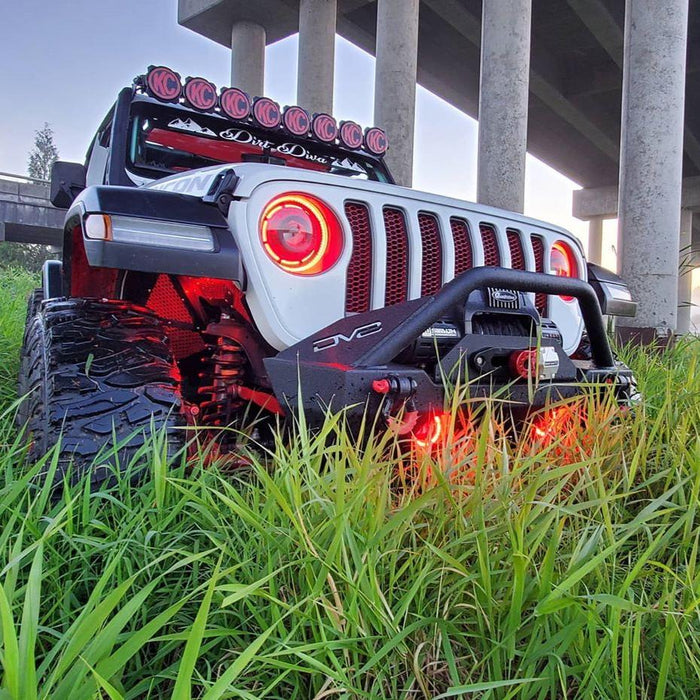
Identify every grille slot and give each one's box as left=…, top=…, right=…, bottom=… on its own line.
left=450, top=217, right=473, bottom=276
left=344, top=202, right=373, bottom=313
left=417, top=212, right=443, bottom=296
left=479, top=223, right=501, bottom=266
left=530, top=234, right=548, bottom=316
left=506, top=228, right=526, bottom=270
left=383, top=207, right=409, bottom=306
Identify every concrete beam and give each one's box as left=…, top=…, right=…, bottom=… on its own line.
left=573, top=176, right=700, bottom=220
left=423, top=0, right=620, bottom=163
left=617, top=0, right=689, bottom=334
left=566, top=0, right=700, bottom=173
left=679, top=209, right=694, bottom=334
left=297, top=0, right=337, bottom=115
left=477, top=0, right=531, bottom=213
left=231, top=21, right=265, bottom=96
left=374, top=0, right=419, bottom=187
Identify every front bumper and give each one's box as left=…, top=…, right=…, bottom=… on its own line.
left=265, top=267, right=636, bottom=424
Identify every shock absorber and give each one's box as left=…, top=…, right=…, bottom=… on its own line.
left=198, top=335, right=247, bottom=425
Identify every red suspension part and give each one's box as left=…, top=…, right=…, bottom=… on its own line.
left=197, top=336, right=247, bottom=425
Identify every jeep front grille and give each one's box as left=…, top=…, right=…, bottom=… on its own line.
left=343, top=201, right=556, bottom=317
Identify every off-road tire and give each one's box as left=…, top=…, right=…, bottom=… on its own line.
left=17, top=297, right=184, bottom=487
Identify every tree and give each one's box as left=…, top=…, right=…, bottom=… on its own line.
left=27, top=123, right=59, bottom=181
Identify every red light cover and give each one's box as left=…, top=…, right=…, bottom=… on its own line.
left=219, top=87, right=251, bottom=120
left=339, top=120, right=363, bottom=150
left=145, top=66, right=182, bottom=102
left=252, top=97, right=282, bottom=129
left=260, top=193, right=343, bottom=275
left=282, top=106, right=311, bottom=136
left=364, top=127, right=388, bottom=156
left=311, top=113, right=338, bottom=143
left=183, top=77, right=218, bottom=111
left=550, top=240, right=578, bottom=301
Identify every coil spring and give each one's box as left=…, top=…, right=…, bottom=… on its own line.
left=198, top=336, right=247, bottom=425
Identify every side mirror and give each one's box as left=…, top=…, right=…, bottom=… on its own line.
left=50, top=161, right=86, bottom=208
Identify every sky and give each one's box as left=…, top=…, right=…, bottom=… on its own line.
left=2, top=0, right=695, bottom=313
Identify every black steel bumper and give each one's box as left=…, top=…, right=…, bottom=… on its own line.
left=265, top=267, right=636, bottom=423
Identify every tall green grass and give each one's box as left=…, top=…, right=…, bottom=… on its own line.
left=0, top=270, right=699, bottom=698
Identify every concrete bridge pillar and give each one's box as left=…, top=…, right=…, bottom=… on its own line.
left=231, top=21, right=266, bottom=96
left=588, top=216, right=604, bottom=266
left=298, top=0, right=336, bottom=115
left=477, top=0, right=532, bottom=214
left=617, top=0, right=689, bottom=339
left=678, top=209, right=694, bottom=334
left=374, top=0, right=420, bottom=187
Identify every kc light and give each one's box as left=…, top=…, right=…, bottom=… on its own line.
left=260, top=193, right=343, bottom=275
left=84, top=214, right=215, bottom=252
left=550, top=240, right=578, bottom=302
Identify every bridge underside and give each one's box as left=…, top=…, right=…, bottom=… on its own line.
left=0, top=178, right=63, bottom=247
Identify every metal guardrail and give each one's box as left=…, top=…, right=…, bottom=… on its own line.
left=0, top=172, right=50, bottom=186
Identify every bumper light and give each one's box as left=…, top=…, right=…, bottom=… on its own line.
left=84, top=214, right=215, bottom=252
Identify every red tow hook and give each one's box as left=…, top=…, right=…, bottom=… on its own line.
left=509, top=348, right=539, bottom=380
left=371, top=378, right=392, bottom=394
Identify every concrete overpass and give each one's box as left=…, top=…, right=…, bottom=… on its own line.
left=0, top=174, right=63, bottom=247
left=178, top=0, right=699, bottom=337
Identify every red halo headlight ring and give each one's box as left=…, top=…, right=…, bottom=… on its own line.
left=550, top=240, right=579, bottom=302
left=220, top=87, right=251, bottom=120
left=260, top=193, right=344, bottom=275
left=183, top=77, right=218, bottom=111
left=339, top=120, right=363, bottom=150
left=364, top=127, right=388, bottom=156
left=252, top=97, right=282, bottom=129
left=311, top=113, right=338, bottom=143
left=145, top=66, right=182, bottom=103
left=282, top=105, right=311, bottom=136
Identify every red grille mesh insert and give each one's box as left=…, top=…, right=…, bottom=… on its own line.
left=479, top=223, right=501, bottom=266
left=344, top=202, right=373, bottom=313
left=147, top=274, right=205, bottom=359
left=417, top=212, right=443, bottom=295
left=450, top=217, right=473, bottom=276
left=506, top=229, right=526, bottom=270
left=383, top=207, right=409, bottom=306
left=530, top=235, right=548, bottom=316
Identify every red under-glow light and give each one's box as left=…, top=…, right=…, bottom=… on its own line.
left=283, top=106, right=311, bottom=136
left=339, top=121, right=363, bottom=150
left=145, top=66, right=182, bottom=102
left=550, top=240, right=578, bottom=302
left=183, top=77, right=218, bottom=111
left=311, top=113, right=338, bottom=143
left=253, top=97, right=282, bottom=128
left=413, top=414, right=444, bottom=449
left=260, top=193, right=343, bottom=275
left=219, top=87, right=251, bottom=119
left=364, top=127, right=388, bottom=156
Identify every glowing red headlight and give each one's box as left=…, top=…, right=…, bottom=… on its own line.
left=183, top=77, right=218, bottom=111
left=311, top=113, right=338, bottom=143
left=145, top=66, right=182, bottom=102
left=282, top=105, right=311, bottom=136
left=252, top=97, right=282, bottom=129
left=260, top=193, right=343, bottom=275
left=550, top=241, right=578, bottom=302
left=220, top=87, right=251, bottom=119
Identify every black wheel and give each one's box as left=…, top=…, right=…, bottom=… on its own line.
left=16, top=288, right=44, bottom=427
left=17, top=298, right=185, bottom=487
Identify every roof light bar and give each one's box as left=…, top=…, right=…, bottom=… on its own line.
left=312, top=113, right=338, bottom=143
left=139, top=66, right=388, bottom=156
left=145, top=66, right=182, bottom=102
left=282, top=105, right=311, bottom=136
left=252, top=97, right=282, bottom=129
left=220, top=87, right=251, bottom=120
left=183, top=77, right=218, bottom=111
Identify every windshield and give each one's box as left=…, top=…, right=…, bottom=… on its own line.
left=126, top=102, right=390, bottom=183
